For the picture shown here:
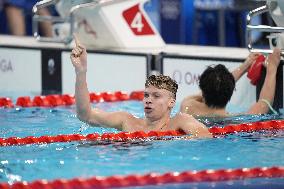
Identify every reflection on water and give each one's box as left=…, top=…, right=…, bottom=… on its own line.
left=198, top=113, right=282, bottom=127
left=0, top=100, right=283, bottom=185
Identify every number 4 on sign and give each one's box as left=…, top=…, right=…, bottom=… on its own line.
left=131, top=12, right=144, bottom=32
left=123, top=4, right=155, bottom=35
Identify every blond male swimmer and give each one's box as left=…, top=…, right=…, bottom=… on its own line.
left=180, top=49, right=281, bottom=117
left=70, top=35, right=212, bottom=138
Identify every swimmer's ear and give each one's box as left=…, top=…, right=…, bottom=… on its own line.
left=169, top=98, right=176, bottom=108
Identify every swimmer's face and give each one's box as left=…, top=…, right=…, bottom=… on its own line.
left=143, top=85, right=175, bottom=120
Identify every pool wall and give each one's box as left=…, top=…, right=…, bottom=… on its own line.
left=0, top=35, right=283, bottom=110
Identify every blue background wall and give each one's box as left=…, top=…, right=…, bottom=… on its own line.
left=0, top=0, right=255, bottom=47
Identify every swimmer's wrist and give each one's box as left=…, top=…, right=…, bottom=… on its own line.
left=242, top=61, right=252, bottom=71
left=75, top=71, right=87, bottom=81
left=75, top=69, right=87, bottom=75
left=235, top=64, right=247, bottom=74
left=266, top=60, right=278, bottom=73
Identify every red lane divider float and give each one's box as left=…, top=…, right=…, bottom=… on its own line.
left=0, top=120, right=283, bottom=147
left=0, top=166, right=283, bottom=189
left=0, top=91, right=144, bottom=108
left=209, top=119, right=284, bottom=135
left=0, top=98, right=14, bottom=108
left=0, top=130, right=183, bottom=146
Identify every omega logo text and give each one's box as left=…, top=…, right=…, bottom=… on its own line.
left=172, top=70, right=200, bottom=85
left=0, top=58, right=13, bottom=72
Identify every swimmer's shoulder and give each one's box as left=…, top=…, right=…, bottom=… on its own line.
left=122, top=113, right=145, bottom=132
left=182, top=95, right=202, bottom=104
left=172, top=112, right=199, bottom=125
left=181, top=98, right=205, bottom=114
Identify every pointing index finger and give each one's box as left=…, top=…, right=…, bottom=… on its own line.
left=73, top=34, right=80, bottom=47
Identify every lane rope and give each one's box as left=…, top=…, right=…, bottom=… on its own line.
left=0, top=91, right=144, bottom=108
left=0, top=166, right=283, bottom=189
left=0, top=120, right=283, bottom=146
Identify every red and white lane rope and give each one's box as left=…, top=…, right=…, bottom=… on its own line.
left=0, top=166, right=283, bottom=189
left=0, top=91, right=144, bottom=108
left=0, top=120, right=283, bottom=146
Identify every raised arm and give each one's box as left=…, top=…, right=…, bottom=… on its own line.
left=247, top=48, right=281, bottom=114
left=70, top=35, right=130, bottom=130
left=231, top=53, right=260, bottom=82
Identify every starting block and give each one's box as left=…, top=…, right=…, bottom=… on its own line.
left=33, top=0, right=165, bottom=49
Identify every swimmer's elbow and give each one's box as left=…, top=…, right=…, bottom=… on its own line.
left=185, top=131, right=212, bottom=139
left=76, top=110, right=92, bottom=123
left=195, top=122, right=213, bottom=138
left=193, top=127, right=212, bottom=138
left=182, top=123, right=212, bottom=138
left=77, top=114, right=88, bottom=123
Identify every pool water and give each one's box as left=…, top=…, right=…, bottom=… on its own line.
left=0, top=100, right=283, bottom=187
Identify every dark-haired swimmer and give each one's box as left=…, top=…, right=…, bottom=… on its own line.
left=180, top=49, right=281, bottom=117
left=70, top=35, right=212, bottom=138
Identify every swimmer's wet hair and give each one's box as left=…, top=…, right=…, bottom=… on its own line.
left=145, top=75, right=178, bottom=99
left=199, top=64, right=235, bottom=108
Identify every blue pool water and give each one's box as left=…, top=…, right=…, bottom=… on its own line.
left=0, top=100, right=283, bottom=187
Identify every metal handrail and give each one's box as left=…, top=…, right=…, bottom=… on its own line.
left=32, top=0, right=60, bottom=14
left=32, top=0, right=71, bottom=43
left=32, top=0, right=105, bottom=44
left=246, top=4, right=284, bottom=54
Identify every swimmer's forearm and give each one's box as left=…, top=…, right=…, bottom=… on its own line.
left=182, top=117, right=213, bottom=138
left=75, top=72, right=92, bottom=121
left=259, top=70, right=276, bottom=105
left=248, top=70, right=277, bottom=114
left=232, top=62, right=250, bottom=81
left=183, top=127, right=212, bottom=139
left=183, top=133, right=212, bottom=139
left=196, top=128, right=213, bottom=138
left=233, top=53, right=261, bottom=82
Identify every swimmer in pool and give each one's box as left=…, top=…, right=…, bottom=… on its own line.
left=180, top=49, right=281, bottom=117
left=70, top=35, right=212, bottom=138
